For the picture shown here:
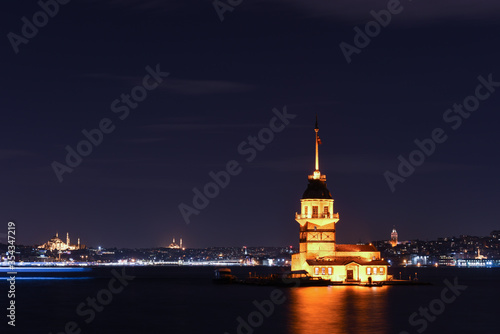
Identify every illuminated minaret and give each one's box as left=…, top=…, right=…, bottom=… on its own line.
left=292, top=117, right=340, bottom=271
left=180, top=238, right=183, bottom=249
left=66, top=232, right=70, bottom=247
left=390, top=226, right=398, bottom=247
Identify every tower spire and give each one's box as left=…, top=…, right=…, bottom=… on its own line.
left=312, top=116, right=322, bottom=179
left=315, top=115, right=319, bottom=172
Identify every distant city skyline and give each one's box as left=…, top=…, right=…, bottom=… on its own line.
left=10, top=227, right=499, bottom=250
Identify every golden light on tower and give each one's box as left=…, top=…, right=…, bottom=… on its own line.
left=390, top=226, right=398, bottom=247
left=291, top=118, right=389, bottom=283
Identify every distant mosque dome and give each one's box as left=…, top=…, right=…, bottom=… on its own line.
left=38, top=232, right=81, bottom=251
left=50, top=235, right=63, bottom=243
left=168, top=237, right=183, bottom=249
left=302, top=178, right=332, bottom=199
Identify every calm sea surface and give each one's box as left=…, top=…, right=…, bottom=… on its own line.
left=1, top=266, right=499, bottom=334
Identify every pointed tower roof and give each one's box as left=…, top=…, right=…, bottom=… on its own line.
left=302, top=117, right=332, bottom=199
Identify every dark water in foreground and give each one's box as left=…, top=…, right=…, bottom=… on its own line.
left=1, top=266, right=499, bottom=334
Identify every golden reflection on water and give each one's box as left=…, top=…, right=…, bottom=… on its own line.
left=288, top=286, right=389, bottom=334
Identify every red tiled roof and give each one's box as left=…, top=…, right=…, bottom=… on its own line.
left=335, top=244, right=379, bottom=252
left=307, top=257, right=389, bottom=266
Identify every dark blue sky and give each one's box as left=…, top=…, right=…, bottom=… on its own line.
left=2, top=0, right=500, bottom=248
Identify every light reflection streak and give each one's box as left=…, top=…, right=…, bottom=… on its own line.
left=0, top=267, right=90, bottom=272
left=288, top=286, right=389, bottom=334
left=0, top=277, right=92, bottom=280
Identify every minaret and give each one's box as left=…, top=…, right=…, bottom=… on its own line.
left=180, top=238, right=183, bottom=249
left=390, top=226, right=398, bottom=247
left=67, top=232, right=70, bottom=246
left=78, top=238, right=81, bottom=249
left=292, top=118, right=339, bottom=272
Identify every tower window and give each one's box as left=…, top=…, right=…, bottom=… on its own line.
left=323, top=206, right=329, bottom=217
left=327, top=267, right=333, bottom=275
left=312, top=206, right=318, bottom=218
left=366, top=267, right=371, bottom=275
left=321, top=267, right=326, bottom=275
left=314, top=267, right=319, bottom=275
left=304, top=206, right=308, bottom=216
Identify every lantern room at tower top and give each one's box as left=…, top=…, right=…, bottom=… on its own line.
left=291, top=118, right=389, bottom=283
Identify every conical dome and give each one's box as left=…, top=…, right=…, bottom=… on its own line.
left=302, top=178, right=332, bottom=199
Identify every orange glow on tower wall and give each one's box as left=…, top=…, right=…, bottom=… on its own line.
left=291, top=118, right=389, bottom=283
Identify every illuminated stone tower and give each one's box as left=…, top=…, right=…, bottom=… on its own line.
left=390, top=226, right=398, bottom=247
left=292, top=118, right=339, bottom=270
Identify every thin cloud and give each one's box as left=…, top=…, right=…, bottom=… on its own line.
left=84, top=0, right=182, bottom=12
left=159, top=79, right=254, bottom=95
left=144, top=122, right=268, bottom=131
left=86, top=0, right=500, bottom=24
left=0, top=149, right=34, bottom=160
left=255, top=0, right=500, bottom=24
left=83, top=73, right=254, bottom=96
left=249, top=154, right=480, bottom=174
left=121, top=137, right=168, bottom=144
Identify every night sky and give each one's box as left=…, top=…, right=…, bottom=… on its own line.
left=2, top=0, right=500, bottom=248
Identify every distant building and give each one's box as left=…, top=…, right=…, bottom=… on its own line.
left=291, top=119, right=389, bottom=283
left=168, top=238, right=183, bottom=249
left=390, top=227, right=398, bottom=247
left=476, top=248, right=487, bottom=260
left=38, top=232, right=83, bottom=251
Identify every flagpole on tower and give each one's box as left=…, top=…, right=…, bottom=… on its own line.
left=315, top=115, right=319, bottom=172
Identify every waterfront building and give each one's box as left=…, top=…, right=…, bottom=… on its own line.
left=291, top=118, right=389, bottom=283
